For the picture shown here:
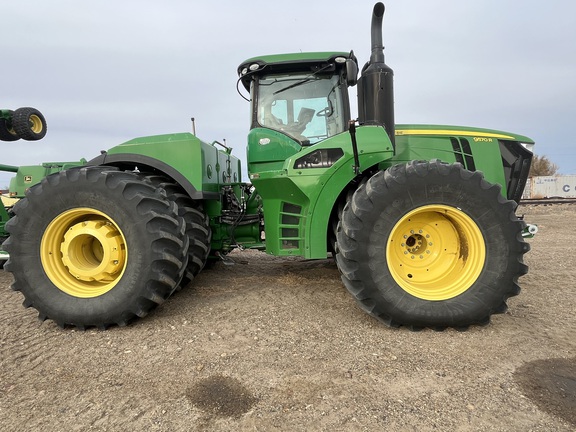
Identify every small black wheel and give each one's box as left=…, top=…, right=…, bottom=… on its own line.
left=336, top=160, right=530, bottom=330
left=4, top=166, right=188, bottom=329
left=11, top=107, right=47, bottom=141
left=0, top=111, right=19, bottom=141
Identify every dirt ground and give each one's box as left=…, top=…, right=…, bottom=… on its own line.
left=1, top=204, right=575, bottom=431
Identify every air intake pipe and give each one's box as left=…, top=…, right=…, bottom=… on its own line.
left=357, top=2, right=395, bottom=146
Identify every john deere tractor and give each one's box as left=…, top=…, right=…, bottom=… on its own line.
left=4, top=3, right=533, bottom=330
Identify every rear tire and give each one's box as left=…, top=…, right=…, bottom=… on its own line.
left=4, top=166, right=188, bottom=329
left=145, top=175, right=211, bottom=286
left=336, top=160, right=530, bottom=330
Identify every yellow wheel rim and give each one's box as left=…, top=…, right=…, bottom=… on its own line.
left=386, top=205, right=485, bottom=301
left=29, top=114, right=44, bottom=133
left=40, top=208, right=127, bottom=298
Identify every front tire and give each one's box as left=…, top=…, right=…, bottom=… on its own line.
left=336, top=160, right=530, bottom=330
left=4, top=167, right=188, bottom=329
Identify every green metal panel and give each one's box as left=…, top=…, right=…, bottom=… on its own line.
left=239, top=52, right=350, bottom=73
left=0, top=164, right=19, bottom=173
left=0, top=109, right=12, bottom=121
left=105, top=132, right=242, bottom=193
left=395, top=124, right=534, bottom=144
left=0, top=205, right=10, bottom=236
left=390, top=124, right=535, bottom=196
left=388, top=133, right=508, bottom=192
left=247, top=128, right=302, bottom=173
left=249, top=125, right=394, bottom=258
left=8, top=161, right=86, bottom=197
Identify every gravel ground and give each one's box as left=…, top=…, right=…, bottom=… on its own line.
left=0, top=204, right=574, bottom=431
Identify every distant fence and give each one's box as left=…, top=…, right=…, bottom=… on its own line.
left=523, top=175, right=576, bottom=199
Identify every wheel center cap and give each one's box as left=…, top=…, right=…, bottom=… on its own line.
left=60, top=220, right=125, bottom=282
left=401, top=230, right=433, bottom=259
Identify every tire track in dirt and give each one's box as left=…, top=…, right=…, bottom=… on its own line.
left=0, top=273, right=66, bottom=380
left=0, top=279, right=72, bottom=431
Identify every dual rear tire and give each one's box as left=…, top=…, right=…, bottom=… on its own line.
left=4, top=166, right=210, bottom=329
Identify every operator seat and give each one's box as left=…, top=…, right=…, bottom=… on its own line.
left=292, top=107, right=315, bottom=134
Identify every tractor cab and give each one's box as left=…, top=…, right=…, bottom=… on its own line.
left=237, top=52, right=358, bottom=174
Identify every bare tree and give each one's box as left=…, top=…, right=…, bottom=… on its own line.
left=529, top=154, right=559, bottom=177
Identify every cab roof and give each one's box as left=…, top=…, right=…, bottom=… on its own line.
left=237, top=51, right=352, bottom=91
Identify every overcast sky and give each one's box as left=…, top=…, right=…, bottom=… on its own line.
left=2, top=0, right=576, bottom=187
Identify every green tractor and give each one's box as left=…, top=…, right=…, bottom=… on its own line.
left=4, top=3, right=533, bottom=330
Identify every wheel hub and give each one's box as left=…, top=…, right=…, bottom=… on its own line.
left=403, top=232, right=429, bottom=256
left=60, top=220, right=124, bottom=283
left=387, top=205, right=486, bottom=301
left=40, top=208, right=127, bottom=298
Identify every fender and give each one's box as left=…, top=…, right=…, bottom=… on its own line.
left=284, top=126, right=394, bottom=259
left=88, top=153, right=220, bottom=200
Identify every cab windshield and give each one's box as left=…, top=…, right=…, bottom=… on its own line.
left=255, top=73, right=346, bottom=144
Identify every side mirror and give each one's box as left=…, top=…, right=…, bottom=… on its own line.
left=345, top=58, right=358, bottom=86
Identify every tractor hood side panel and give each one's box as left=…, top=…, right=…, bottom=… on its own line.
left=88, top=132, right=242, bottom=199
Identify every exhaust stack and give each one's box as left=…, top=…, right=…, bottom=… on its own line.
left=357, top=2, right=395, bottom=146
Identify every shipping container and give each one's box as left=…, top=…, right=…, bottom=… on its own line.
left=522, top=176, right=576, bottom=199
